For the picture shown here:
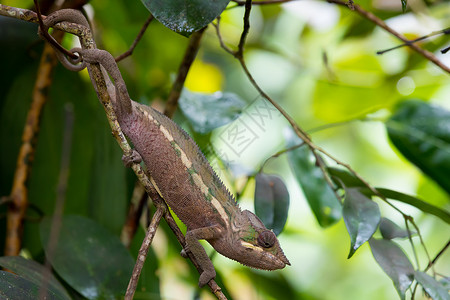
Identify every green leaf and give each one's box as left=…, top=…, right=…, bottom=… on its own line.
left=286, top=132, right=341, bottom=227
left=40, top=215, right=134, bottom=299
left=0, top=271, right=62, bottom=300
left=369, top=238, right=414, bottom=300
left=328, top=167, right=365, bottom=188
left=254, top=173, right=290, bottom=235
left=415, top=271, right=450, bottom=300
left=386, top=100, right=450, bottom=195
left=343, top=187, right=380, bottom=258
left=179, top=89, right=245, bottom=134
left=0, top=256, right=70, bottom=300
left=379, top=218, right=412, bottom=240
left=140, top=0, right=230, bottom=36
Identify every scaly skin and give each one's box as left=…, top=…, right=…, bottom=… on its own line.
left=40, top=9, right=290, bottom=287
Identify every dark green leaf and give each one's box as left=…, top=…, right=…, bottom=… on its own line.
left=254, top=173, right=290, bottom=235
left=0, top=256, right=70, bottom=300
left=286, top=132, right=341, bottom=227
left=40, top=215, right=134, bottom=299
left=415, top=271, right=450, bottom=300
left=401, top=0, right=407, bottom=12
left=0, top=271, right=60, bottom=300
left=0, top=16, right=39, bottom=102
left=343, top=188, right=380, bottom=258
left=0, top=271, right=62, bottom=300
left=379, top=218, right=412, bottom=240
left=386, top=100, right=450, bottom=195
left=179, top=89, right=245, bottom=134
left=328, top=167, right=365, bottom=188
left=369, top=238, right=414, bottom=300
left=140, top=0, right=230, bottom=36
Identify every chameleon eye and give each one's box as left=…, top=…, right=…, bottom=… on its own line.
left=257, top=230, right=276, bottom=248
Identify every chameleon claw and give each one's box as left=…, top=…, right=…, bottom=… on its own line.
left=180, top=248, right=189, bottom=258
left=122, top=149, right=142, bottom=167
left=198, top=269, right=216, bottom=287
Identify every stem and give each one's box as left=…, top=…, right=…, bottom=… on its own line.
left=125, top=206, right=164, bottom=300
left=115, top=14, right=154, bottom=62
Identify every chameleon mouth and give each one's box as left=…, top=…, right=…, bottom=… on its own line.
left=280, top=253, right=291, bottom=266
left=239, top=241, right=290, bottom=269
left=272, top=248, right=290, bottom=267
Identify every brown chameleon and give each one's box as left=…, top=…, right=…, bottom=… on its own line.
left=39, top=9, right=290, bottom=287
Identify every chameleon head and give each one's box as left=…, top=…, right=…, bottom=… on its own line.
left=238, top=228, right=290, bottom=270
left=213, top=209, right=290, bottom=270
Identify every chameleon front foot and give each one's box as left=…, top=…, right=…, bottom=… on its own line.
left=180, top=248, right=216, bottom=287
left=122, top=149, right=142, bottom=167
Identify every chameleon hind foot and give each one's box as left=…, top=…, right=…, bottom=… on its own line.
left=122, top=149, right=142, bottom=167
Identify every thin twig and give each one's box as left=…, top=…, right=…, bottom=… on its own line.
left=115, top=14, right=154, bottom=62
left=259, top=142, right=305, bottom=172
left=326, top=0, right=450, bottom=74
left=164, top=27, right=206, bottom=118
left=424, top=239, right=450, bottom=272
left=125, top=206, right=164, bottom=299
left=236, top=0, right=252, bottom=58
left=408, top=218, right=435, bottom=275
left=404, top=217, right=420, bottom=269
left=212, top=17, right=234, bottom=55
left=312, top=150, right=343, bottom=203
left=377, top=27, right=450, bottom=55
left=33, top=0, right=79, bottom=60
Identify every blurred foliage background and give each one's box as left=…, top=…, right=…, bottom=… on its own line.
left=0, top=0, right=449, bottom=299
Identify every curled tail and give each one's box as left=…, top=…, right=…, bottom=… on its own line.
left=37, top=9, right=132, bottom=116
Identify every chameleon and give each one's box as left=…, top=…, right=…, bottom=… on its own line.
left=39, top=9, right=290, bottom=287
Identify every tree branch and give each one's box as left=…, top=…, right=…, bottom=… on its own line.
left=125, top=206, right=164, bottom=299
